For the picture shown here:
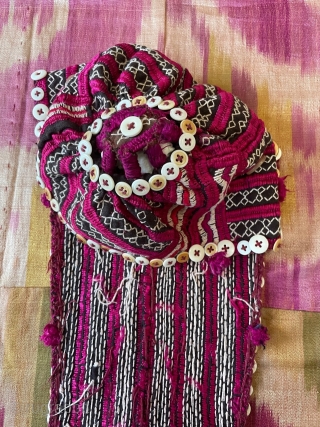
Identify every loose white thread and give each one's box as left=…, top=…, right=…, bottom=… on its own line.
left=52, top=380, right=94, bottom=416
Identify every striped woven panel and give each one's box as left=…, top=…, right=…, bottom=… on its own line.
left=48, top=215, right=262, bottom=427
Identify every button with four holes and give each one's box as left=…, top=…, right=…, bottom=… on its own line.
left=78, top=139, right=92, bottom=155
left=116, top=99, right=132, bottom=111
left=237, top=240, right=251, bottom=255
left=120, top=116, right=143, bottom=137
left=135, top=256, right=149, bottom=266
left=31, top=87, right=44, bottom=101
left=31, top=69, right=47, bottom=80
left=158, top=99, right=175, bottom=110
left=34, top=121, right=44, bottom=138
left=87, top=239, right=100, bottom=250
left=249, top=235, right=269, bottom=254
left=132, top=179, right=150, bottom=196
left=176, top=252, right=189, bottom=263
left=170, top=107, right=188, bottom=121
left=32, top=103, right=49, bottom=121
left=101, top=107, right=116, bottom=120
left=80, top=154, right=93, bottom=171
left=179, top=133, right=196, bottom=152
left=205, top=242, right=218, bottom=256
left=89, top=165, right=99, bottom=182
left=217, top=240, right=235, bottom=257
left=161, top=162, right=179, bottom=180
left=147, top=96, right=162, bottom=108
left=149, top=174, right=167, bottom=191
left=189, top=244, right=205, bottom=262
left=132, top=96, right=147, bottom=106
left=50, top=198, right=60, bottom=212
left=122, top=253, right=136, bottom=263
left=91, top=118, right=103, bottom=135
left=180, top=119, right=197, bottom=135
left=115, top=182, right=132, bottom=198
left=163, top=257, right=177, bottom=268
left=99, top=173, right=115, bottom=191
left=170, top=150, right=189, bottom=168
left=150, top=259, right=163, bottom=268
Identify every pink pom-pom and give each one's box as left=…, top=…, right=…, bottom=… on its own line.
left=208, top=251, right=231, bottom=275
left=40, top=323, right=60, bottom=347
left=278, top=176, right=289, bottom=202
left=40, top=193, right=50, bottom=208
left=248, top=324, right=270, bottom=348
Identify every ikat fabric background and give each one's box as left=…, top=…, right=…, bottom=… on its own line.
left=0, top=1, right=319, bottom=426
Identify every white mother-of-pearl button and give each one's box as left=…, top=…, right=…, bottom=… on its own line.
left=34, top=121, right=44, bottom=138
left=136, top=256, right=149, bottom=266
left=79, top=154, right=93, bottom=171
left=78, top=139, right=92, bottom=155
left=132, top=179, right=150, bottom=196
left=179, top=133, right=196, bottom=152
left=217, top=240, right=235, bottom=257
left=115, top=182, right=132, bottom=198
left=250, top=385, right=254, bottom=395
left=91, top=118, right=103, bottom=135
left=170, top=107, right=188, bottom=121
left=89, top=165, right=99, bottom=182
left=99, top=173, right=115, bottom=191
left=101, top=107, right=116, bottom=119
left=31, top=87, right=44, bottom=101
left=237, top=240, right=251, bottom=255
left=160, top=162, right=179, bottom=180
left=249, top=234, right=269, bottom=254
left=170, top=150, right=189, bottom=168
left=122, top=253, right=136, bottom=263
left=116, top=99, right=132, bottom=111
left=163, top=257, right=177, bottom=267
left=32, top=103, right=49, bottom=121
left=204, top=242, right=217, bottom=256
left=149, top=174, right=167, bottom=191
left=146, top=96, right=162, bottom=108
left=158, top=99, right=175, bottom=110
left=189, top=244, right=205, bottom=262
left=120, top=116, right=143, bottom=137
left=31, top=69, right=47, bottom=80
left=109, top=249, right=122, bottom=255
left=36, top=176, right=45, bottom=189
left=50, top=198, right=60, bottom=212
left=87, top=239, right=100, bottom=250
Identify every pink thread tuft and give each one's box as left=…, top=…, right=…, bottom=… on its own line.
left=278, top=176, right=289, bottom=202
left=40, top=323, right=60, bottom=347
left=146, top=144, right=167, bottom=168
left=208, top=251, right=231, bottom=275
left=248, top=324, right=270, bottom=349
left=40, top=193, right=50, bottom=208
left=160, top=121, right=181, bottom=142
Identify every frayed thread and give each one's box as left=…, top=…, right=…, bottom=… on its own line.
left=248, top=324, right=270, bottom=349
left=208, top=251, right=231, bottom=275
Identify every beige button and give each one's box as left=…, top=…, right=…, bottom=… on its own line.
left=82, top=130, right=92, bottom=141
left=50, top=198, right=60, bottom=212
left=180, top=119, right=196, bottom=135
left=276, top=147, right=282, bottom=161
left=132, top=96, right=147, bottom=106
left=170, top=150, right=189, bottom=168
left=101, top=107, right=116, bottom=120
left=101, top=245, right=110, bottom=251
left=158, top=99, right=175, bottom=110
left=58, top=212, right=66, bottom=224
left=205, top=242, right=217, bottom=256
left=76, top=234, right=87, bottom=244
left=246, top=404, right=251, bottom=416
left=273, top=238, right=282, bottom=251
left=277, top=169, right=280, bottom=177
left=115, top=182, right=132, bottom=198
left=253, top=359, right=257, bottom=373
left=122, top=253, right=136, bottom=263
left=90, top=165, right=99, bottom=182
left=163, top=257, right=176, bottom=267
left=150, top=259, right=163, bottom=268
left=250, top=385, right=253, bottom=395
left=44, top=188, right=52, bottom=201
left=260, top=276, right=265, bottom=288
left=176, top=252, right=189, bottom=263
left=149, top=174, right=167, bottom=191
left=273, top=141, right=279, bottom=156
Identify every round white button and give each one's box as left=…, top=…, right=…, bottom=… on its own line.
left=50, top=198, right=60, bottom=212
left=36, top=176, right=45, bottom=189
left=132, top=179, right=150, bottom=196
left=204, top=242, right=217, bottom=256
left=109, top=249, right=122, bottom=255
left=253, top=359, right=258, bottom=373
left=160, top=162, right=179, bottom=180
left=115, top=182, right=132, bottom=198
left=163, top=257, right=177, bottom=267
left=217, top=240, right=235, bottom=257
left=31, top=87, right=44, bottom=101
left=170, top=107, right=188, bottom=121
left=237, top=240, right=251, bottom=255
left=78, top=139, right=92, bottom=155
left=179, top=133, right=196, bottom=152
left=101, top=107, right=116, bottom=119
left=170, top=150, right=189, bottom=168
left=189, top=244, right=205, bottom=262
left=89, top=165, right=99, bottom=182
left=147, top=96, right=162, bottom=108
left=246, top=404, right=251, bottom=416
left=250, top=385, right=254, bottom=396
left=87, top=239, right=100, bottom=250
left=135, top=256, right=149, bottom=266
left=79, top=154, right=93, bottom=171
left=132, top=96, right=147, bottom=106
left=249, top=235, right=269, bottom=254
left=34, top=121, right=44, bottom=138
left=149, top=174, right=167, bottom=191
left=158, top=99, right=175, bottom=110
left=116, top=99, right=132, bottom=111
left=120, top=116, right=143, bottom=137
left=122, top=253, right=136, bottom=263
left=91, top=118, right=103, bottom=135
left=82, top=130, right=92, bottom=141
left=32, top=104, right=49, bottom=121
left=99, top=174, right=115, bottom=191
left=31, top=69, right=47, bottom=81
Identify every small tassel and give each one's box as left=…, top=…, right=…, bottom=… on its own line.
left=278, top=176, right=289, bottom=202
left=40, top=323, right=60, bottom=347
left=40, top=193, right=50, bottom=208
left=208, top=252, right=231, bottom=275
left=248, top=324, right=270, bottom=349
